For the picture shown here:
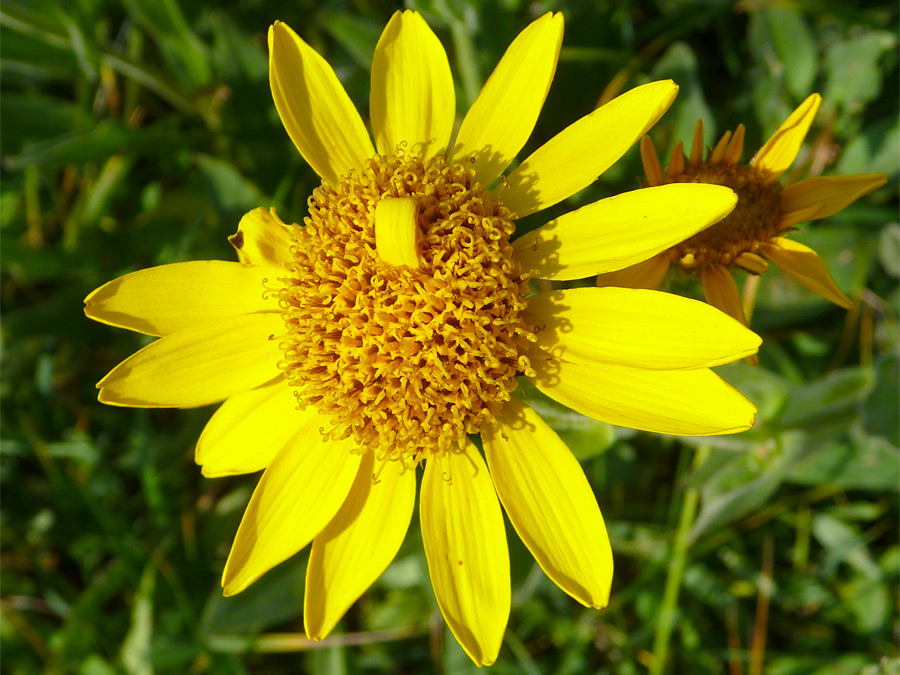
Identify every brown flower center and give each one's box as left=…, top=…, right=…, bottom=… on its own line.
left=277, top=151, right=534, bottom=461
left=668, top=164, right=784, bottom=271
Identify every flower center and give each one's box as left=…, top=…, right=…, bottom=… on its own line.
left=668, top=164, right=783, bottom=271
left=277, top=151, right=534, bottom=462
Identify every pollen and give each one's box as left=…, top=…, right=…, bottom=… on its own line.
left=277, top=151, right=535, bottom=462
left=642, top=122, right=785, bottom=274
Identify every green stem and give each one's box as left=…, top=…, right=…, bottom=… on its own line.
left=649, top=444, right=710, bottom=675
left=448, top=20, right=480, bottom=109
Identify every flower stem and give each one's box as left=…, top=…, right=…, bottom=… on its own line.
left=649, top=444, right=710, bottom=675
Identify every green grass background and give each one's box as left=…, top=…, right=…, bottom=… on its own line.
left=2, top=0, right=898, bottom=673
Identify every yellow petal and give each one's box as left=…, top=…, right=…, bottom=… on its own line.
left=723, top=124, right=746, bottom=165
left=689, top=118, right=704, bottom=166
left=84, top=261, right=276, bottom=337
left=483, top=398, right=612, bottom=608
left=375, top=197, right=421, bottom=268
left=420, top=441, right=509, bottom=666
left=513, top=184, right=737, bottom=281
left=595, top=252, right=670, bottom=290
left=529, top=348, right=757, bottom=436
left=97, top=313, right=284, bottom=408
left=269, top=21, right=374, bottom=186
left=370, top=11, right=455, bottom=159
left=778, top=203, right=823, bottom=230
left=708, top=130, right=732, bottom=165
left=781, top=173, right=888, bottom=222
left=763, top=237, right=853, bottom=309
left=229, top=207, right=295, bottom=267
left=666, top=140, right=686, bottom=180
left=751, top=93, right=821, bottom=182
left=305, top=453, right=416, bottom=639
left=496, top=80, right=678, bottom=216
left=451, top=13, right=563, bottom=186
left=699, top=264, right=749, bottom=326
left=222, top=424, right=362, bottom=596
left=196, top=378, right=304, bottom=477
left=734, top=252, right=769, bottom=275
left=524, top=287, right=760, bottom=369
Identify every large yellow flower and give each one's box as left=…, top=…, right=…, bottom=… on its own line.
left=599, top=94, right=888, bottom=327
left=85, top=11, right=760, bottom=665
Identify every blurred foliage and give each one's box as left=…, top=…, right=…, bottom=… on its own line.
left=1, top=0, right=898, bottom=673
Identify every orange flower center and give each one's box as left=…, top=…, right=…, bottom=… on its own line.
left=277, top=152, right=533, bottom=461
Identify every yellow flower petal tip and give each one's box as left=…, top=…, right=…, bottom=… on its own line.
left=614, top=93, right=886, bottom=319
left=229, top=207, right=293, bottom=266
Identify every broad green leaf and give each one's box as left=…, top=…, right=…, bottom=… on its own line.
left=812, top=513, right=881, bottom=577
left=779, top=367, right=875, bottom=429
left=199, top=553, right=304, bottom=634
left=824, top=31, right=897, bottom=111
left=837, top=115, right=900, bottom=177
left=787, top=431, right=900, bottom=492
left=761, top=8, right=817, bottom=100
left=840, top=575, right=890, bottom=634
left=690, top=431, right=806, bottom=540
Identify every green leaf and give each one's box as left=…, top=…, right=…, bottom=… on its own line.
left=840, top=575, right=890, bottom=634
left=5, top=120, right=174, bottom=168
left=79, top=655, right=121, bottom=675
left=121, top=0, right=212, bottom=87
left=787, top=431, right=900, bottom=492
left=120, top=564, right=155, bottom=675
left=878, top=224, right=900, bottom=278
left=836, top=115, right=900, bottom=177
left=761, top=8, right=817, bottom=100
left=812, top=513, right=880, bottom=577
left=824, top=31, right=897, bottom=112
left=778, top=367, right=875, bottom=429
left=651, top=41, right=714, bottom=149
left=308, top=646, right=348, bottom=675
left=0, top=92, right=83, bottom=153
left=199, top=554, right=304, bottom=635
left=318, top=11, right=382, bottom=71
left=864, top=355, right=899, bottom=441
left=690, top=432, right=806, bottom=540
left=194, top=154, right=267, bottom=217
left=207, top=11, right=267, bottom=81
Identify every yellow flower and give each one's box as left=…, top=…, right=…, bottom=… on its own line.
left=85, top=11, right=761, bottom=666
left=599, top=93, right=888, bottom=328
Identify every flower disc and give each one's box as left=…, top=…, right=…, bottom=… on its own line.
left=279, top=152, right=534, bottom=461
left=668, top=164, right=783, bottom=270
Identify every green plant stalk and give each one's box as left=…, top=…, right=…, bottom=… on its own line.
left=649, top=444, right=710, bottom=675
